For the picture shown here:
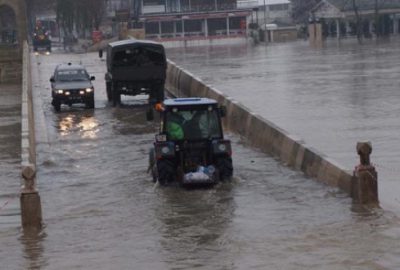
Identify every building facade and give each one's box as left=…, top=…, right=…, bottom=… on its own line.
left=310, top=0, right=400, bottom=39
left=237, top=0, right=292, bottom=27
left=107, top=0, right=251, bottom=43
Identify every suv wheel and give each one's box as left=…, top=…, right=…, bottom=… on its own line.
left=52, top=99, right=61, bottom=112
left=216, top=157, right=233, bottom=181
left=86, top=97, right=95, bottom=109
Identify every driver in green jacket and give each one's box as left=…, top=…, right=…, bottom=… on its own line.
left=166, top=112, right=184, bottom=140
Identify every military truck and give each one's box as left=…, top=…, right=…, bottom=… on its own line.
left=148, top=98, right=233, bottom=186
left=102, top=39, right=166, bottom=106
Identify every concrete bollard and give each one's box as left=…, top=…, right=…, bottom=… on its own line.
left=20, top=164, right=42, bottom=230
left=352, top=142, right=379, bottom=205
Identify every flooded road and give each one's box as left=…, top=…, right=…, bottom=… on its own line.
left=166, top=37, right=400, bottom=213
left=1, top=50, right=400, bottom=269
left=0, top=84, right=21, bottom=235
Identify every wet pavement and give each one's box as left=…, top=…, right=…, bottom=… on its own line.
left=166, top=37, right=400, bottom=214
left=1, top=48, right=400, bottom=269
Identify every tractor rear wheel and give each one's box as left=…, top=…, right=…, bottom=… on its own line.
left=156, top=159, right=175, bottom=185
left=216, top=157, right=233, bottom=181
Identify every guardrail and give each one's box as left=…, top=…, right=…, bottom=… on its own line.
left=20, top=40, right=42, bottom=230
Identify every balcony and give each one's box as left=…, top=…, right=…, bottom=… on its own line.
left=237, top=0, right=258, bottom=9
left=143, top=5, right=166, bottom=14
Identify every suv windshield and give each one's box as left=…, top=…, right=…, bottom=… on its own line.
left=56, top=69, right=89, bottom=82
left=165, top=108, right=222, bottom=140
left=112, top=46, right=164, bottom=67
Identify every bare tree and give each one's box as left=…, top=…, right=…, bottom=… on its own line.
left=56, top=0, right=107, bottom=36
left=83, top=0, right=107, bottom=30
left=290, top=0, right=321, bottom=24
left=351, top=0, right=362, bottom=42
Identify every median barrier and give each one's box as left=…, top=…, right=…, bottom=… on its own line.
left=166, top=59, right=377, bottom=203
left=20, top=41, right=42, bottom=230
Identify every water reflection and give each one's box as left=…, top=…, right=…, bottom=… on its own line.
left=154, top=184, right=236, bottom=268
left=57, top=113, right=99, bottom=139
left=19, top=230, right=47, bottom=269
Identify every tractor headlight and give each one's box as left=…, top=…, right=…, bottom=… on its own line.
left=155, top=142, right=175, bottom=159
left=218, top=144, right=227, bottom=152
left=85, top=88, right=93, bottom=93
left=212, top=140, right=232, bottom=156
left=161, top=146, right=170, bottom=154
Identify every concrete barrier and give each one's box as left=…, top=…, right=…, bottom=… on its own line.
left=165, top=59, right=359, bottom=198
left=20, top=41, right=42, bottom=230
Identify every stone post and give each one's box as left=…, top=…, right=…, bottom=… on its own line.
left=20, top=164, right=42, bottom=230
left=352, top=142, right=379, bottom=205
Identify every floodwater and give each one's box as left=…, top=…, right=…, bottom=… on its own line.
left=0, top=84, right=21, bottom=235
left=1, top=48, right=400, bottom=269
left=166, top=37, right=400, bottom=214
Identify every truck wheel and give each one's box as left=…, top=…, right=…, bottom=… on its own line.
left=156, top=159, right=175, bottom=185
left=53, top=99, right=61, bottom=112
left=106, top=82, right=112, bottom=101
left=149, top=83, right=164, bottom=104
left=157, top=84, right=165, bottom=102
left=112, top=87, right=121, bottom=107
left=216, top=157, right=233, bottom=181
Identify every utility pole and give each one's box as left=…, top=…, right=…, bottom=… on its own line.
left=263, top=0, right=266, bottom=27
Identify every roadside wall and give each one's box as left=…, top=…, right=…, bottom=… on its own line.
left=165, top=60, right=354, bottom=195
left=21, top=41, right=36, bottom=183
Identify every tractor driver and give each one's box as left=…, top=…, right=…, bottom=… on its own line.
left=166, top=111, right=185, bottom=140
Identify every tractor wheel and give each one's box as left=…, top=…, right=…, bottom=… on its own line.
left=148, top=149, right=157, bottom=183
left=216, top=157, right=233, bottom=181
left=156, top=159, right=175, bottom=186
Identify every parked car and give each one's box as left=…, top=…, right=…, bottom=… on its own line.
left=50, top=63, right=95, bottom=112
left=148, top=97, right=233, bottom=186
left=101, top=39, right=166, bottom=106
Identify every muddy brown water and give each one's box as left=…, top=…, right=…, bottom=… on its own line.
left=0, top=50, right=400, bottom=269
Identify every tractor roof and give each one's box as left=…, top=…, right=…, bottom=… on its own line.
left=163, top=98, right=218, bottom=107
